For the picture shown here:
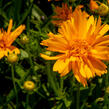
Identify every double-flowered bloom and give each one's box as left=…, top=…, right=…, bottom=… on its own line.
left=41, top=6, right=109, bottom=86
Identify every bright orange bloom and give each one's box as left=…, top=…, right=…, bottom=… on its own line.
left=52, top=3, right=73, bottom=26
left=108, top=0, right=109, bottom=4
left=0, top=19, right=25, bottom=59
left=90, top=0, right=99, bottom=11
left=40, top=7, right=109, bottom=86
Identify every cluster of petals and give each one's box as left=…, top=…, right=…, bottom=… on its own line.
left=41, top=6, right=109, bottom=86
left=52, top=3, right=89, bottom=26
left=89, top=0, right=99, bottom=11
left=52, top=3, right=73, bottom=26
left=0, top=19, right=25, bottom=59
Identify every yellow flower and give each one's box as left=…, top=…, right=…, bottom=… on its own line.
left=40, top=7, right=109, bottom=86
left=0, top=19, right=25, bottom=59
left=89, top=0, right=99, bottom=11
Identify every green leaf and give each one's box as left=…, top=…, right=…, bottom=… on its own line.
left=20, top=49, right=29, bottom=60
left=6, top=89, right=15, bottom=103
left=15, top=65, right=26, bottom=79
left=32, top=4, right=47, bottom=21
left=18, top=4, right=32, bottom=25
left=63, top=97, right=72, bottom=108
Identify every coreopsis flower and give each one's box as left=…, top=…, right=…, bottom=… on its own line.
left=0, top=19, right=25, bottom=59
left=52, top=3, right=73, bottom=26
left=89, top=0, right=99, bottom=11
left=108, top=0, right=109, bottom=4
left=40, top=7, right=109, bottom=86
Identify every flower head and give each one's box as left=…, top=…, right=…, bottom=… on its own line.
left=108, top=0, right=109, bottom=4
left=40, top=7, right=109, bottom=86
left=52, top=3, right=73, bottom=26
left=89, top=0, right=99, bottom=11
left=0, top=19, right=25, bottom=59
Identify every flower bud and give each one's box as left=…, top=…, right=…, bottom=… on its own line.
left=7, top=53, right=18, bottom=63
left=89, top=0, right=99, bottom=12
left=20, top=34, right=29, bottom=44
left=97, top=3, right=109, bottom=16
left=24, top=81, right=35, bottom=91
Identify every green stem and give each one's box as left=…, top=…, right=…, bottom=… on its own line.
left=46, top=61, right=59, bottom=96
left=104, top=65, right=109, bottom=108
left=25, top=93, right=29, bottom=109
left=11, top=65, right=18, bottom=109
left=76, top=83, right=80, bottom=109
left=60, top=78, right=63, bottom=89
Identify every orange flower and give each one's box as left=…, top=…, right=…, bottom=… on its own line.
left=108, top=0, right=109, bottom=4
left=40, top=7, right=109, bottom=86
left=52, top=3, right=73, bottom=26
left=0, top=19, right=25, bottom=59
left=90, top=0, right=99, bottom=11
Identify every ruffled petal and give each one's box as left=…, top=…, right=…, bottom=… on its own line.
left=0, top=49, right=5, bottom=59
left=72, top=60, right=87, bottom=86
left=90, top=46, right=109, bottom=60
left=88, top=56, right=107, bottom=76
left=79, top=58, right=93, bottom=79
left=40, top=53, right=65, bottom=60
left=53, top=58, right=71, bottom=76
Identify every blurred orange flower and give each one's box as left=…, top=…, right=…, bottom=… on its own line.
left=0, top=19, right=25, bottom=59
left=52, top=3, right=73, bottom=26
left=108, top=0, right=109, bottom=4
left=90, top=0, right=99, bottom=11
left=41, top=7, right=109, bottom=86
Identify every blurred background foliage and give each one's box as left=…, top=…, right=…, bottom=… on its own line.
left=0, top=0, right=109, bottom=109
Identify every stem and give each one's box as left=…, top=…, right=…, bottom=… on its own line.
left=76, top=83, right=80, bottom=109
left=104, top=65, right=109, bottom=108
left=60, top=77, right=63, bottom=89
left=25, top=93, right=29, bottom=109
left=46, top=61, right=59, bottom=96
left=11, top=65, right=18, bottom=109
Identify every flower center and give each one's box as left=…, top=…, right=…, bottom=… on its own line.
left=68, top=40, right=90, bottom=57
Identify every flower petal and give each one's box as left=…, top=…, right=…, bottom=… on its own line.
left=7, top=25, right=25, bottom=46
left=53, top=58, right=71, bottom=76
left=7, top=19, right=13, bottom=34
left=88, top=56, right=107, bottom=76
left=72, top=60, right=87, bottom=86
left=40, top=53, right=65, bottom=60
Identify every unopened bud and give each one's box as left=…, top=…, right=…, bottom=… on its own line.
left=97, top=3, right=109, bottom=16
left=24, top=81, right=35, bottom=91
